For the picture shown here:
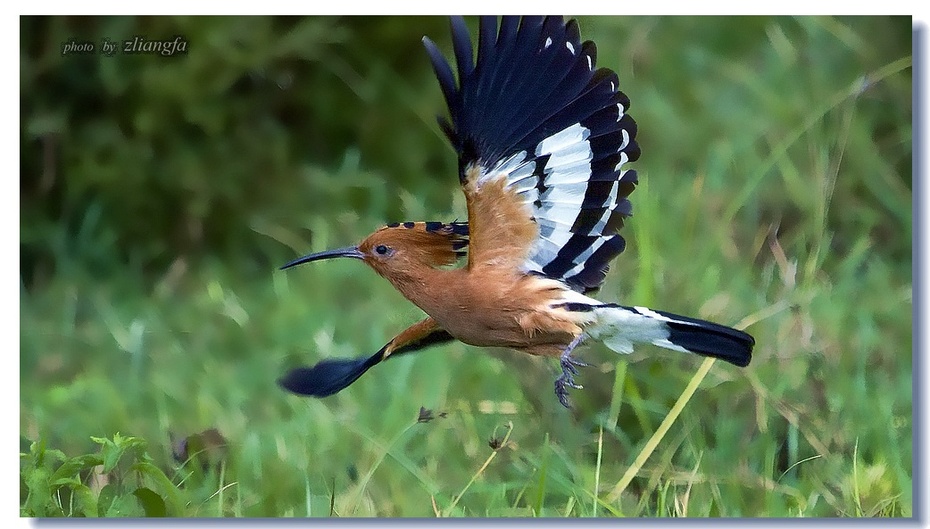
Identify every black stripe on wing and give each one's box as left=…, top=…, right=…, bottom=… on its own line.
left=423, top=16, right=640, bottom=293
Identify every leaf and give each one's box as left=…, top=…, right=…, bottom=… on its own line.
left=131, top=461, right=184, bottom=516
left=69, top=483, right=99, bottom=518
left=133, top=487, right=167, bottom=517
left=49, top=476, right=83, bottom=488
left=93, top=433, right=148, bottom=473
left=114, top=433, right=147, bottom=452
left=27, top=438, right=68, bottom=469
left=50, top=454, right=104, bottom=485
left=105, top=493, right=144, bottom=517
left=90, top=436, right=112, bottom=448
left=91, top=436, right=121, bottom=474
left=24, top=467, right=52, bottom=517
left=97, top=483, right=119, bottom=517
left=100, top=444, right=124, bottom=475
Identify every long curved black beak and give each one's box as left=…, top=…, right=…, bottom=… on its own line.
left=280, top=246, right=365, bottom=270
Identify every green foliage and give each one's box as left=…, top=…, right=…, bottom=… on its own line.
left=21, top=16, right=911, bottom=517
left=21, top=16, right=456, bottom=283
left=20, top=433, right=180, bottom=517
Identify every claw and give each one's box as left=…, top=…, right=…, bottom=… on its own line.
left=553, top=334, right=587, bottom=409
left=567, top=357, right=589, bottom=368
left=556, top=385, right=571, bottom=409
left=561, top=357, right=580, bottom=376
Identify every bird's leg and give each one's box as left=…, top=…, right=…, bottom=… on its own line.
left=554, top=334, right=587, bottom=409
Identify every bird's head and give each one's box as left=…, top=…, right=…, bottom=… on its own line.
left=280, top=222, right=467, bottom=279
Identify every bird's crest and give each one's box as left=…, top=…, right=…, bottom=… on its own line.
left=423, top=16, right=640, bottom=293
left=363, top=221, right=469, bottom=269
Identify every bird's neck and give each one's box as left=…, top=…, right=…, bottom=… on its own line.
left=378, top=262, right=462, bottom=318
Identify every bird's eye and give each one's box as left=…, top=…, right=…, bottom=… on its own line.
left=375, top=245, right=390, bottom=256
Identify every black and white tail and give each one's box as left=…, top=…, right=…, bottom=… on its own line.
left=578, top=304, right=753, bottom=366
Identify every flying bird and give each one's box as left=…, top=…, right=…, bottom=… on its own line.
left=279, top=16, right=754, bottom=408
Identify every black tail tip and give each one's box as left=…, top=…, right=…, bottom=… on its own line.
left=657, top=311, right=755, bottom=368
left=727, top=343, right=753, bottom=367
left=685, top=328, right=754, bottom=367
left=724, top=329, right=754, bottom=367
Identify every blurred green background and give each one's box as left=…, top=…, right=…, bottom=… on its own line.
left=20, top=16, right=912, bottom=517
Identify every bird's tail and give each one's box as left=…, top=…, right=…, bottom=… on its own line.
left=582, top=304, right=754, bottom=367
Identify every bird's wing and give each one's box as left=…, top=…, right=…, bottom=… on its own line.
left=380, top=317, right=456, bottom=361
left=278, top=317, right=454, bottom=397
left=423, top=16, right=640, bottom=292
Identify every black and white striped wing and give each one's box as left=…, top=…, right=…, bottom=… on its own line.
left=423, top=16, right=640, bottom=292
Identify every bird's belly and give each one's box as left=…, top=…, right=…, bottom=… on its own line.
left=431, top=311, right=518, bottom=347
left=431, top=306, right=577, bottom=354
left=409, top=272, right=587, bottom=355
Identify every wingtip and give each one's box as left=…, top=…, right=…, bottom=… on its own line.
left=279, top=352, right=383, bottom=398
left=449, top=16, right=474, bottom=80
left=422, top=35, right=458, bottom=112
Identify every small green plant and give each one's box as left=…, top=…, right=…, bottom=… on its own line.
left=20, top=433, right=184, bottom=517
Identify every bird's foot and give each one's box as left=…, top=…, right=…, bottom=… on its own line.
left=554, top=370, right=583, bottom=409
left=553, top=335, right=586, bottom=409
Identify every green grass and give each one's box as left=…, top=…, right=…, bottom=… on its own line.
left=20, top=16, right=912, bottom=517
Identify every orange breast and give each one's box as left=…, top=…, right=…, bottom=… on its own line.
left=420, top=270, right=587, bottom=356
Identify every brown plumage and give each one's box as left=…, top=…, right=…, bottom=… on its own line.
left=355, top=166, right=585, bottom=357
left=277, top=163, right=598, bottom=405
left=277, top=16, right=754, bottom=408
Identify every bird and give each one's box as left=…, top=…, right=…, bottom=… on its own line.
left=278, top=16, right=754, bottom=408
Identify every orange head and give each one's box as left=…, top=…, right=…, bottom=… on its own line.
left=280, top=222, right=467, bottom=279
